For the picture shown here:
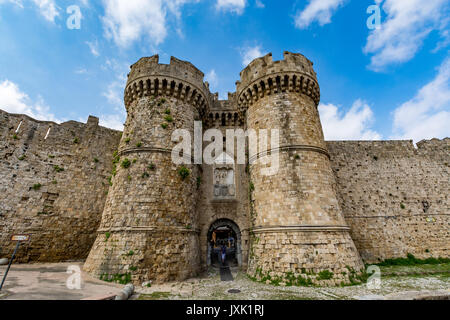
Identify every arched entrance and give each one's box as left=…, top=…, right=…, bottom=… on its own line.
left=207, top=219, right=242, bottom=268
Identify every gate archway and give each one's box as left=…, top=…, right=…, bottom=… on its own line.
left=207, top=219, right=242, bottom=267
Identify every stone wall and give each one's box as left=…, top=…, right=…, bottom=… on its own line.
left=0, top=110, right=121, bottom=262
left=327, top=139, right=450, bottom=263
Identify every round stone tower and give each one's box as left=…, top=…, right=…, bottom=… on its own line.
left=84, top=55, right=210, bottom=284
left=237, top=52, right=364, bottom=285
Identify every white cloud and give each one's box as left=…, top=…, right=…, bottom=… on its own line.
left=0, top=0, right=23, bottom=9
left=31, top=0, right=59, bottom=22
left=319, top=99, right=382, bottom=140
left=86, top=40, right=100, bottom=57
left=0, top=79, right=62, bottom=122
left=101, top=0, right=198, bottom=48
left=0, top=0, right=60, bottom=22
left=295, top=0, right=346, bottom=29
left=99, top=113, right=124, bottom=130
left=432, top=16, right=450, bottom=53
left=364, top=0, right=449, bottom=71
left=241, top=45, right=265, bottom=66
left=75, top=68, right=88, bottom=74
left=103, top=78, right=124, bottom=108
left=99, top=59, right=129, bottom=130
left=216, top=0, right=246, bottom=14
left=255, top=0, right=264, bottom=9
left=391, top=57, right=450, bottom=142
left=205, top=69, right=218, bottom=88
left=0, top=0, right=23, bottom=7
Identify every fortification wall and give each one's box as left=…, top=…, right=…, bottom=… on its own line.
left=0, top=110, right=121, bottom=262
left=327, top=139, right=450, bottom=263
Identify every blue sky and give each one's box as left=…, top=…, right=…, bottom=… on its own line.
left=0, top=0, right=449, bottom=142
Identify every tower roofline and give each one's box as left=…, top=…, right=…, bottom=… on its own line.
left=124, top=54, right=212, bottom=116
left=127, top=54, right=207, bottom=89
left=235, top=51, right=320, bottom=112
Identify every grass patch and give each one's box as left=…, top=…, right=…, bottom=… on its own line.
left=317, top=270, right=334, bottom=280
left=138, top=292, right=172, bottom=300
left=100, top=273, right=132, bottom=285
left=375, top=253, right=450, bottom=267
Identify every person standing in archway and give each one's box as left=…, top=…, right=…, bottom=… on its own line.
left=221, top=243, right=227, bottom=265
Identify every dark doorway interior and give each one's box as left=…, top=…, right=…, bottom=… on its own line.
left=207, top=221, right=240, bottom=268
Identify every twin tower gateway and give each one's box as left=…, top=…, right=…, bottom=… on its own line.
left=84, top=52, right=365, bottom=286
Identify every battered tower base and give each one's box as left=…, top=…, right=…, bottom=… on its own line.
left=248, top=228, right=365, bottom=286
left=84, top=228, right=201, bottom=284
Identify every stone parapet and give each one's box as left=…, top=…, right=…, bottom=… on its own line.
left=236, top=51, right=320, bottom=114
left=124, top=55, right=211, bottom=118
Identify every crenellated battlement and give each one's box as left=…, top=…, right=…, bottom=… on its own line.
left=124, top=55, right=212, bottom=117
left=236, top=51, right=320, bottom=112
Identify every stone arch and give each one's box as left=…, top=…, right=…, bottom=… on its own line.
left=207, top=218, right=242, bottom=267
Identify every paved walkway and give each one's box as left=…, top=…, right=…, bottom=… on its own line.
left=0, top=262, right=123, bottom=300
left=219, top=264, right=234, bottom=282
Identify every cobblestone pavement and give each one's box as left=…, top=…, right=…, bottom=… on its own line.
left=136, top=264, right=450, bottom=300
left=0, top=263, right=448, bottom=300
